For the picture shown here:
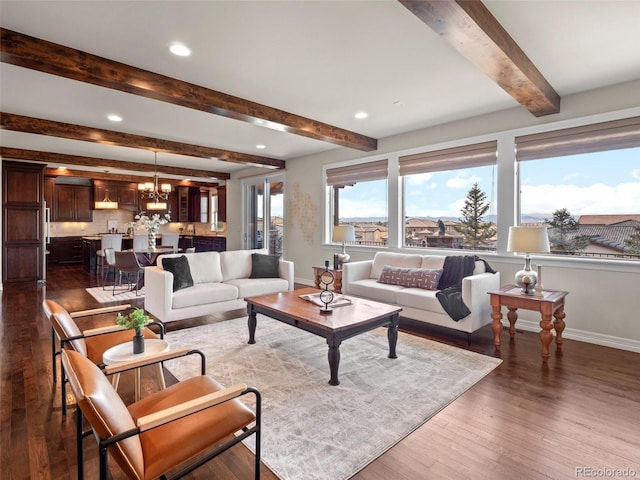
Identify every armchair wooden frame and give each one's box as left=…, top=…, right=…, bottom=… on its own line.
left=62, top=349, right=261, bottom=480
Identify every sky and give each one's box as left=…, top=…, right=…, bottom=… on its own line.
left=338, top=146, right=640, bottom=220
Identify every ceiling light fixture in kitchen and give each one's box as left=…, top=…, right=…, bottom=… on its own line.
left=138, top=152, right=171, bottom=211
left=95, top=172, right=119, bottom=209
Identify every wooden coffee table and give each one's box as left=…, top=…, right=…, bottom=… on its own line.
left=245, top=287, right=402, bottom=385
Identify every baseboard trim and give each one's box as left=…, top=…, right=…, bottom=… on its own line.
left=503, top=319, right=640, bottom=353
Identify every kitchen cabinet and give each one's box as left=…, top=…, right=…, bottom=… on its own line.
left=49, top=236, right=83, bottom=264
left=177, top=186, right=207, bottom=222
left=94, top=180, right=139, bottom=211
left=82, top=237, right=100, bottom=273
left=192, top=235, right=226, bottom=252
left=54, top=184, right=93, bottom=221
left=44, top=176, right=55, bottom=209
left=217, top=185, right=226, bottom=222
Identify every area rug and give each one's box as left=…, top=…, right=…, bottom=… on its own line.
left=86, top=286, right=144, bottom=303
left=165, top=316, right=502, bottom=480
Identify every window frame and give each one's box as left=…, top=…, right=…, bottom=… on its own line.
left=320, top=108, right=640, bottom=271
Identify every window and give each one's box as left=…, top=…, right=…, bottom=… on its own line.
left=516, top=117, right=640, bottom=260
left=326, top=160, right=388, bottom=246
left=400, top=141, right=497, bottom=251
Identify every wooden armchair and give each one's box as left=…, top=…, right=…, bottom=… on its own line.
left=62, top=349, right=261, bottom=480
left=42, top=300, right=165, bottom=414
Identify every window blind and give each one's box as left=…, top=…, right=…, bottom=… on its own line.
left=515, top=116, right=640, bottom=161
left=398, top=141, right=497, bottom=176
left=326, top=159, right=388, bottom=186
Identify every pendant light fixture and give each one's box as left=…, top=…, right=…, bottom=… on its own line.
left=138, top=152, right=171, bottom=210
left=94, top=171, right=119, bottom=209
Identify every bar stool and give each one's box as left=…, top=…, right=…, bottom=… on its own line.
left=96, top=234, right=122, bottom=281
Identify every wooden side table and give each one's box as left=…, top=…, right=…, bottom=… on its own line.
left=312, top=266, right=343, bottom=294
left=488, top=285, right=568, bottom=362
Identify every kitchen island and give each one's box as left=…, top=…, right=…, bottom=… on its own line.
left=81, top=234, right=226, bottom=273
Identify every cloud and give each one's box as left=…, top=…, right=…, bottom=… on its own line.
left=446, top=174, right=481, bottom=189
left=632, top=169, right=640, bottom=179
left=405, top=172, right=435, bottom=186
left=521, top=181, right=640, bottom=216
left=562, top=172, right=582, bottom=181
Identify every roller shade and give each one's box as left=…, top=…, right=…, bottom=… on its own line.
left=326, top=159, right=388, bottom=186
left=516, top=116, right=640, bottom=161
left=399, top=141, right=497, bottom=176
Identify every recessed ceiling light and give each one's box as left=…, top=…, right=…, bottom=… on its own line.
left=169, top=42, right=191, bottom=57
left=354, top=111, right=369, bottom=120
left=256, top=144, right=266, bottom=149
left=107, top=114, right=122, bottom=122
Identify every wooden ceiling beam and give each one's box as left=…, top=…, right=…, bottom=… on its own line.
left=44, top=167, right=216, bottom=188
left=398, top=0, right=560, bottom=116
left=1, top=28, right=377, bottom=152
left=0, top=113, right=284, bottom=170
left=0, top=147, right=230, bottom=180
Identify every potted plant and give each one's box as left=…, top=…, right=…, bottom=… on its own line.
left=116, top=308, right=150, bottom=354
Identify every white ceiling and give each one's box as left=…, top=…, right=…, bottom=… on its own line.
left=1, top=0, right=640, bottom=180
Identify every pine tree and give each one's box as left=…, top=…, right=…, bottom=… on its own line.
left=454, top=183, right=496, bottom=248
left=624, top=222, right=640, bottom=254
left=545, top=208, right=590, bottom=252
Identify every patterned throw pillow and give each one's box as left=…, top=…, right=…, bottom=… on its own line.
left=377, top=266, right=443, bottom=290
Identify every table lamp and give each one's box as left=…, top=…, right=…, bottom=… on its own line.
left=332, top=225, right=356, bottom=267
left=507, top=226, right=550, bottom=295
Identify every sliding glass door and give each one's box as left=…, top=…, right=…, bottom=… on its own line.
left=243, top=174, right=285, bottom=256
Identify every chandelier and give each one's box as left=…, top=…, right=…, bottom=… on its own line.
left=138, top=152, right=171, bottom=210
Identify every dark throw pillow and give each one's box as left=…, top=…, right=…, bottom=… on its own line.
left=250, top=253, right=280, bottom=278
left=162, top=255, right=194, bottom=292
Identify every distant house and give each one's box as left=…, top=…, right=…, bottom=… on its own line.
left=404, top=218, right=464, bottom=248
left=354, top=223, right=388, bottom=245
left=576, top=215, right=640, bottom=255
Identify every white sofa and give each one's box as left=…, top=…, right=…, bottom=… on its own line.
left=144, top=249, right=294, bottom=323
left=342, top=252, right=500, bottom=334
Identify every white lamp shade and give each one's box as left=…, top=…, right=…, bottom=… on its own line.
left=507, top=226, right=550, bottom=253
left=147, top=201, right=167, bottom=210
left=332, top=225, right=356, bottom=243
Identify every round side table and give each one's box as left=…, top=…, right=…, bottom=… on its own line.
left=103, top=338, right=169, bottom=401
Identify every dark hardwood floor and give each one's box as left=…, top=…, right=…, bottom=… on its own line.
left=1, top=265, right=638, bottom=479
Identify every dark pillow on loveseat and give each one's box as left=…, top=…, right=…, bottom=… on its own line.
left=162, top=255, right=194, bottom=292
left=250, top=253, right=280, bottom=278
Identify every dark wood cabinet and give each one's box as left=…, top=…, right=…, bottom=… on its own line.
left=177, top=186, right=206, bottom=222
left=2, top=161, right=45, bottom=282
left=192, top=235, right=226, bottom=252
left=217, top=185, right=226, bottom=223
left=44, top=176, right=55, bottom=210
left=94, top=180, right=139, bottom=211
left=49, top=237, right=83, bottom=264
left=82, top=237, right=100, bottom=272
left=54, top=184, right=92, bottom=221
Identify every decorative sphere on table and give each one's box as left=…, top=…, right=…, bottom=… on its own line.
left=515, top=269, right=537, bottom=295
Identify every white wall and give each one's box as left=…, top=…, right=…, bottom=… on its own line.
left=226, top=79, right=640, bottom=352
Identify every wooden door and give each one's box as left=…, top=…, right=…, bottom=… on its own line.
left=2, top=161, right=45, bottom=282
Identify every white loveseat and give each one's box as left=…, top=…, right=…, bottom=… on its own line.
left=342, top=252, right=500, bottom=334
left=144, top=249, right=294, bottom=323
